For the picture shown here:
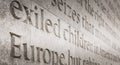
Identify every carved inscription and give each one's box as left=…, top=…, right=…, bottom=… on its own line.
left=10, top=32, right=101, bottom=65
left=8, top=0, right=120, bottom=65
left=10, top=0, right=120, bottom=64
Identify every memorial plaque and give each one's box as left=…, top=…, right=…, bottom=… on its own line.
left=0, top=0, right=120, bottom=65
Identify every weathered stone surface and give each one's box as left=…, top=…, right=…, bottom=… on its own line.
left=0, top=0, right=120, bottom=65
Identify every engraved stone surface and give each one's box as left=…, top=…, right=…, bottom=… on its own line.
left=0, top=0, right=120, bottom=65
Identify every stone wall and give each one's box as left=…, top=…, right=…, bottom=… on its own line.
left=0, top=0, right=120, bottom=65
